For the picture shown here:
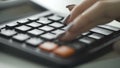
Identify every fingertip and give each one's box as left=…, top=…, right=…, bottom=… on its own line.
left=58, top=32, right=76, bottom=42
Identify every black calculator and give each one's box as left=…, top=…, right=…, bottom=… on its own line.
left=0, top=0, right=120, bottom=68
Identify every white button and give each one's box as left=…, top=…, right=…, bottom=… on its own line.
left=82, top=31, right=90, bottom=35
left=90, top=27, right=113, bottom=35
left=99, top=25, right=120, bottom=31
left=79, top=37, right=95, bottom=44
left=89, top=33, right=104, bottom=39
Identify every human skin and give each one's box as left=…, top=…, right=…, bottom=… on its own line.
left=59, top=0, right=120, bottom=41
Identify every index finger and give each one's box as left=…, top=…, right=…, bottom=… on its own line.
left=66, top=0, right=98, bottom=24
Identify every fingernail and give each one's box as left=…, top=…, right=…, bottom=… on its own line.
left=66, top=4, right=75, bottom=8
left=63, top=14, right=71, bottom=24
left=66, top=4, right=75, bottom=11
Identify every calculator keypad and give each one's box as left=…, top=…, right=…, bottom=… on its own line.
left=0, top=12, right=119, bottom=59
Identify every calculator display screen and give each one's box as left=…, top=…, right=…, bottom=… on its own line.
left=0, top=1, right=46, bottom=23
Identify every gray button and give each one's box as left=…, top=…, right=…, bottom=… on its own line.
left=89, top=33, right=104, bottom=39
left=26, top=38, right=43, bottom=46
left=27, top=22, right=42, bottom=28
left=28, top=16, right=39, bottom=21
left=17, top=19, right=29, bottom=24
left=6, top=22, right=18, bottom=27
left=28, top=29, right=44, bottom=36
left=99, top=25, right=120, bottom=31
left=41, top=33, right=57, bottom=40
left=1, top=29, right=16, bottom=37
left=82, top=31, right=90, bottom=35
left=15, top=25, right=31, bottom=32
left=52, top=29, right=65, bottom=35
left=90, top=27, right=113, bottom=35
left=79, top=37, right=95, bottom=44
left=48, top=15, right=62, bottom=21
left=13, top=34, right=30, bottom=42
left=39, top=26, right=54, bottom=31
left=37, top=17, right=51, bottom=24
left=49, top=22, right=63, bottom=28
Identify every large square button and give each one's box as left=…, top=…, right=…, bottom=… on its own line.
left=53, top=46, right=75, bottom=58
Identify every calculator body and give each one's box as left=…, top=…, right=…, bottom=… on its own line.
left=0, top=0, right=120, bottom=68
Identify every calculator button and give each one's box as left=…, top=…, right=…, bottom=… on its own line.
left=26, top=38, right=43, bottom=47
left=39, top=26, right=54, bottom=31
left=27, top=22, right=42, bottom=28
left=0, top=29, right=16, bottom=38
left=88, top=33, right=104, bottom=39
left=82, top=31, right=90, bottom=35
left=52, top=29, right=65, bottom=35
left=28, top=16, right=39, bottom=21
left=49, top=22, right=64, bottom=28
left=28, top=29, right=44, bottom=36
left=0, top=25, right=5, bottom=29
left=68, top=42, right=86, bottom=51
left=6, top=22, right=18, bottom=28
left=37, top=17, right=51, bottom=24
left=107, top=20, right=120, bottom=28
left=15, top=25, right=31, bottom=32
left=13, top=34, right=30, bottom=42
left=17, top=19, right=29, bottom=24
left=98, top=25, right=120, bottom=31
left=53, top=46, right=75, bottom=58
left=90, top=27, right=113, bottom=35
left=79, top=37, right=95, bottom=44
left=41, top=33, right=57, bottom=40
left=48, top=15, right=63, bottom=21
left=39, top=42, right=58, bottom=52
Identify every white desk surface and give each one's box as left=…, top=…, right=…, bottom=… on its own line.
left=0, top=0, right=120, bottom=68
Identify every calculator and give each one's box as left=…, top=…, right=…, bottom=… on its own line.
left=0, top=0, right=120, bottom=68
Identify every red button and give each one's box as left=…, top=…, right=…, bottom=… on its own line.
left=53, top=46, right=75, bottom=58
left=39, top=42, right=58, bottom=52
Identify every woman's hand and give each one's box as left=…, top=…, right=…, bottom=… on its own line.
left=59, top=0, right=120, bottom=41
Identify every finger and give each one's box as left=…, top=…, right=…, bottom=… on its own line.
left=66, top=4, right=75, bottom=11
left=59, top=1, right=113, bottom=41
left=63, top=5, right=75, bottom=24
left=60, top=18, right=112, bottom=41
left=65, top=0, right=98, bottom=24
